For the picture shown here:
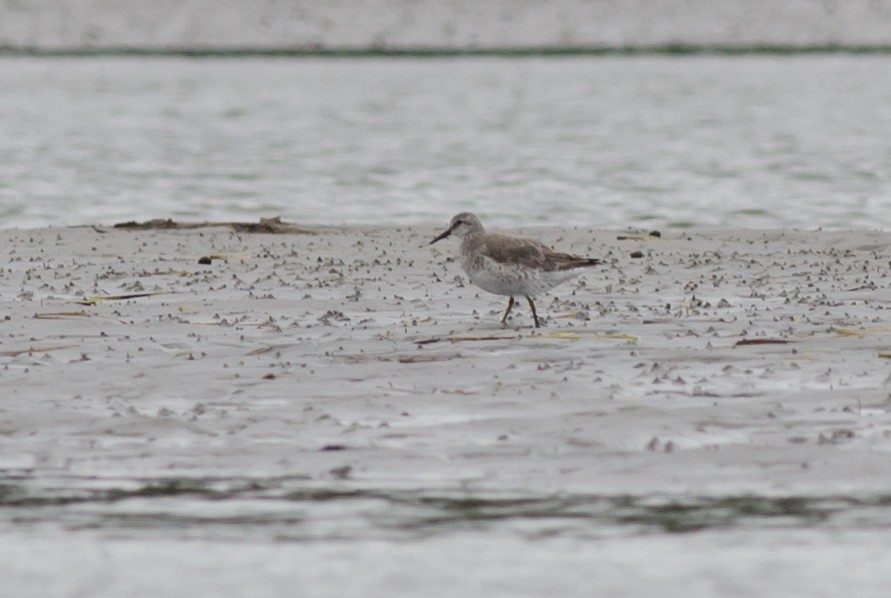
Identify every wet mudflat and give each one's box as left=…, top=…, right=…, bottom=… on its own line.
left=2, top=223, right=891, bottom=596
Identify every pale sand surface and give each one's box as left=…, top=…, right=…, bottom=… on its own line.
left=3, top=223, right=891, bottom=595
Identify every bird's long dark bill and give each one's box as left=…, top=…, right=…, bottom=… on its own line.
left=429, top=227, right=453, bottom=245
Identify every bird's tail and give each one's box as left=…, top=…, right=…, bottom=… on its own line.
left=557, top=257, right=602, bottom=271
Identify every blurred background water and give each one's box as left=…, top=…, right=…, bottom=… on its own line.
left=1, top=53, right=890, bottom=230
left=4, top=0, right=891, bottom=230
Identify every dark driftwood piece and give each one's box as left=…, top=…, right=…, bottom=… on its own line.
left=113, top=216, right=313, bottom=234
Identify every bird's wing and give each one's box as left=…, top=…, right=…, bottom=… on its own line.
left=479, top=234, right=599, bottom=271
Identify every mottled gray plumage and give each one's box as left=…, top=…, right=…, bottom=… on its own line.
left=430, top=212, right=601, bottom=327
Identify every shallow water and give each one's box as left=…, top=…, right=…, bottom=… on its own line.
left=2, top=54, right=891, bottom=229
left=6, top=475, right=891, bottom=596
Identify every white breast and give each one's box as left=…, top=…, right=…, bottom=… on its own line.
left=464, top=255, right=579, bottom=297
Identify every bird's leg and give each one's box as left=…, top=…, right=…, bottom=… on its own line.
left=525, top=296, right=541, bottom=328
left=501, top=296, right=515, bottom=324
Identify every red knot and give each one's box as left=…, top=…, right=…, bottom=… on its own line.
left=430, top=212, right=601, bottom=328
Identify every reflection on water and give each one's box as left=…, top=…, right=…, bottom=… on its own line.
left=4, top=476, right=891, bottom=540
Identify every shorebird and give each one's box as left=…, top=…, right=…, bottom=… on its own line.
left=430, top=212, right=601, bottom=327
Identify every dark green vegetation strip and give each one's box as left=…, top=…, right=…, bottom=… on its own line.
left=4, top=45, right=891, bottom=58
